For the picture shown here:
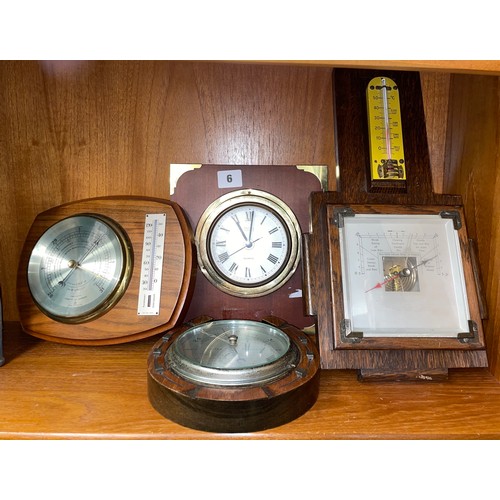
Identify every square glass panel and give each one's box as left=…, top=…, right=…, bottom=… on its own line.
left=339, top=213, right=470, bottom=337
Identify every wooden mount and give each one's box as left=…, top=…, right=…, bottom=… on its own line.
left=358, top=368, right=449, bottom=382
left=147, top=315, right=321, bottom=433
left=302, top=68, right=489, bottom=377
left=17, top=196, right=195, bottom=345
left=171, top=164, right=322, bottom=329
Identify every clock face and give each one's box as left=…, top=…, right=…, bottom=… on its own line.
left=196, top=190, right=301, bottom=297
left=27, top=214, right=132, bottom=323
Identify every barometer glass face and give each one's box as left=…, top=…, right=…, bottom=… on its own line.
left=196, top=190, right=301, bottom=297
left=27, top=214, right=132, bottom=323
left=339, top=213, right=470, bottom=337
left=167, top=319, right=297, bottom=386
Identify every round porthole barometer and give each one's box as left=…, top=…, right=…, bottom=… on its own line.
left=148, top=316, right=320, bottom=433
left=166, top=319, right=297, bottom=386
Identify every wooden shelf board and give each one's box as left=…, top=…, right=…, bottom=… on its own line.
left=251, top=60, right=500, bottom=75
left=1, top=322, right=500, bottom=439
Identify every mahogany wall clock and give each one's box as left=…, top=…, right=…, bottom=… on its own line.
left=170, top=164, right=325, bottom=329
left=17, top=196, right=194, bottom=345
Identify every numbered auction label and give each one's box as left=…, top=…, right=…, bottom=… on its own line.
left=137, top=213, right=166, bottom=315
left=217, top=169, right=243, bottom=189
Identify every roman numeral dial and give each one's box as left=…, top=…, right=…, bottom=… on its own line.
left=195, top=190, right=301, bottom=298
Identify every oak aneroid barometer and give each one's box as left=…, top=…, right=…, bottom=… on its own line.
left=303, top=68, right=488, bottom=379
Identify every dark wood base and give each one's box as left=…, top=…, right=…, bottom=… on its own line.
left=147, top=316, right=321, bottom=433
left=148, top=371, right=320, bottom=433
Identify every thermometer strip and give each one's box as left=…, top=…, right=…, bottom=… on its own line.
left=137, top=213, right=166, bottom=315
left=366, top=76, right=406, bottom=181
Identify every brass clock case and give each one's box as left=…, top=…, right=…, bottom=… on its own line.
left=195, top=189, right=301, bottom=298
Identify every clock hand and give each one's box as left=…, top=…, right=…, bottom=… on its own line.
left=246, top=210, right=255, bottom=248
left=231, top=215, right=249, bottom=243
left=225, top=237, right=264, bottom=259
left=365, top=255, right=438, bottom=293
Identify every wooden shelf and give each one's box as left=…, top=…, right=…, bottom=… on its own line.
left=261, top=60, right=500, bottom=74
left=1, top=60, right=500, bottom=440
left=2, top=321, right=500, bottom=439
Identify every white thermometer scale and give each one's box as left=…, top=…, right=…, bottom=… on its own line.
left=137, top=213, right=166, bottom=315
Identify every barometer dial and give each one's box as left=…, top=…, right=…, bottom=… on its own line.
left=27, top=214, right=132, bottom=323
left=167, top=319, right=296, bottom=386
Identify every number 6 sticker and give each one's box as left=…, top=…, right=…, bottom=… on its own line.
left=217, top=169, right=243, bottom=189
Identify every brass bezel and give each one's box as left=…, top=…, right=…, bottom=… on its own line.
left=195, top=189, right=301, bottom=298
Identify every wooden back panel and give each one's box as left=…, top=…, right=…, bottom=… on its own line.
left=0, top=61, right=335, bottom=322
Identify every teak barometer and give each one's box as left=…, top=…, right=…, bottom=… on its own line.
left=17, top=196, right=194, bottom=345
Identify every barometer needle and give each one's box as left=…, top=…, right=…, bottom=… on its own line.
left=365, top=255, right=438, bottom=293
left=58, top=234, right=105, bottom=286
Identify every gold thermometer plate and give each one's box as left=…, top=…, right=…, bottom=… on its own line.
left=366, top=76, right=406, bottom=181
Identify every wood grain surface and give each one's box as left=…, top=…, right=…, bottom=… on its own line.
left=444, top=73, right=500, bottom=380
left=2, top=321, right=500, bottom=439
left=0, top=61, right=335, bottom=322
left=273, top=60, right=500, bottom=75
left=1, top=61, right=500, bottom=438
